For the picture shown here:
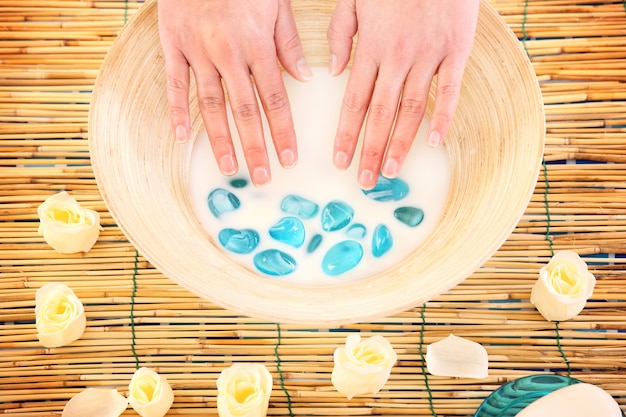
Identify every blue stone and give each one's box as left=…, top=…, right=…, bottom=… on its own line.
left=322, top=240, right=363, bottom=276
left=307, top=234, right=323, bottom=253
left=269, top=216, right=305, bottom=248
left=280, top=195, right=319, bottom=219
left=362, top=175, right=409, bottom=201
left=254, top=249, right=297, bottom=276
left=321, top=200, right=354, bottom=232
left=229, top=178, right=248, bottom=188
left=394, top=206, right=425, bottom=227
left=346, top=223, right=367, bottom=239
left=207, top=188, right=240, bottom=218
left=372, top=224, right=393, bottom=257
left=218, top=228, right=260, bottom=254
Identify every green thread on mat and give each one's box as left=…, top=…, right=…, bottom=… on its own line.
left=555, top=321, right=572, bottom=377
left=521, top=0, right=530, bottom=55
left=275, top=324, right=295, bottom=417
left=419, top=304, right=438, bottom=417
left=130, top=249, right=140, bottom=370
left=542, top=159, right=555, bottom=256
left=123, top=0, right=129, bottom=24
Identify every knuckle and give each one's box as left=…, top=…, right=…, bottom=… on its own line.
left=398, top=97, right=426, bottom=115
left=342, top=92, right=367, bottom=114
left=168, top=105, right=188, bottom=119
left=166, top=77, right=187, bottom=93
left=262, top=91, right=289, bottom=113
left=438, top=81, right=461, bottom=98
left=368, top=103, right=394, bottom=122
left=199, top=95, right=224, bottom=113
left=233, top=102, right=260, bottom=122
left=360, top=147, right=383, bottom=161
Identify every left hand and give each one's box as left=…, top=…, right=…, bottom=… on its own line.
left=328, top=0, right=479, bottom=189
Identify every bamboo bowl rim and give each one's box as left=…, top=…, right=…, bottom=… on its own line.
left=89, top=0, right=544, bottom=325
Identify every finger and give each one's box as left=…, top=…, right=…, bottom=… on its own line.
left=275, top=0, right=312, bottom=82
left=357, top=71, right=405, bottom=189
left=193, top=66, right=238, bottom=176
left=381, top=68, right=433, bottom=179
left=220, top=64, right=271, bottom=187
left=327, top=0, right=357, bottom=76
left=162, top=48, right=191, bottom=143
left=332, top=54, right=377, bottom=172
left=426, top=55, right=466, bottom=148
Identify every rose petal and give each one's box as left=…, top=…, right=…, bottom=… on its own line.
left=516, top=383, right=622, bottom=417
left=531, top=250, right=596, bottom=321
left=35, top=282, right=86, bottom=348
left=426, top=334, right=488, bottom=379
left=128, top=368, right=174, bottom=417
left=37, top=191, right=102, bottom=254
left=62, top=388, right=128, bottom=417
left=331, top=334, right=397, bottom=399
left=217, top=363, right=273, bottom=417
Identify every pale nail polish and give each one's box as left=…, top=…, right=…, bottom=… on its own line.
left=281, top=149, right=297, bottom=168
left=358, top=169, right=375, bottom=189
left=252, top=166, right=270, bottom=186
left=219, top=154, right=237, bottom=175
left=382, top=158, right=399, bottom=178
left=428, top=131, right=441, bottom=147
left=297, top=58, right=314, bottom=81
left=334, top=151, right=350, bottom=169
left=329, top=54, right=338, bottom=76
left=175, top=125, right=188, bottom=142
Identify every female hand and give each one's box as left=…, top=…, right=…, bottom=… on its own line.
left=328, top=0, right=479, bottom=189
left=158, top=0, right=313, bottom=186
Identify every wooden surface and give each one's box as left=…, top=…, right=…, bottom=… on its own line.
left=2, top=1, right=626, bottom=416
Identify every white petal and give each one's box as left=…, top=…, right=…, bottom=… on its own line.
left=517, top=383, right=621, bottom=417
left=35, top=282, right=86, bottom=348
left=426, top=334, right=488, bottom=379
left=62, top=388, right=128, bottom=417
left=128, top=368, right=174, bottom=417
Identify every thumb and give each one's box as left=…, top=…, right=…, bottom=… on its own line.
left=327, top=0, right=357, bottom=76
left=275, top=1, right=313, bottom=82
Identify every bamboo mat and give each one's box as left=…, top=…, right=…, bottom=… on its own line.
left=2, top=1, right=626, bottom=416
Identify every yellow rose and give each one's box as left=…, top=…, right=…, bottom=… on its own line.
left=35, top=282, right=86, bottom=348
left=38, top=191, right=102, bottom=254
left=62, top=388, right=128, bottom=417
left=216, top=363, right=273, bottom=417
left=531, top=250, right=596, bottom=321
left=128, top=368, right=174, bottom=417
left=331, top=334, right=397, bottom=400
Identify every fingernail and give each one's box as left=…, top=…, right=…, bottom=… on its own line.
left=382, top=158, right=399, bottom=178
left=358, top=169, right=376, bottom=189
left=329, top=54, right=338, bottom=76
left=219, top=154, right=237, bottom=176
left=175, top=125, right=188, bottom=142
left=280, top=149, right=297, bottom=168
left=427, top=131, right=441, bottom=147
left=334, top=151, right=350, bottom=169
left=297, top=58, right=313, bottom=81
left=252, top=166, right=270, bottom=186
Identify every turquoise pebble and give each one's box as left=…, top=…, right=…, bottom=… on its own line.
left=372, top=224, right=393, bottom=257
left=346, top=223, right=367, bottom=239
left=269, top=216, right=305, bottom=248
left=321, top=200, right=354, bottom=232
left=322, top=240, right=363, bottom=276
left=218, top=228, right=260, bottom=254
left=394, top=206, right=425, bottom=227
left=229, top=178, right=248, bottom=188
left=207, top=188, right=240, bottom=218
left=254, top=249, right=297, bottom=276
left=362, top=175, right=409, bottom=201
left=307, top=234, right=323, bottom=253
left=280, top=194, right=319, bottom=219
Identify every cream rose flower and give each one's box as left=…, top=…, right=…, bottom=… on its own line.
left=331, top=334, right=397, bottom=400
left=426, top=334, right=488, bottom=379
left=128, top=367, right=174, bottom=417
left=216, top=363, right=273, bottom=417
left=38, top=191, right=102, bottom=254
left=531, top=250, right=596, bottom=321
left=35, top=282, right=86, bottom=348
left=62, top=388, right=128, bottom=417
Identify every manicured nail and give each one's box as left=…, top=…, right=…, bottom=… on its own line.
left=280, top=149, right=297, bottom=168
left=427, top=131, right=441, bottom=147
left=219, top=154, right=237, bottom=176
left=252, top=166, right=270, bottom=186
left=334, top=151, right=350, bottom=169
left=382, top=158, right=399, bottom=178
left=175, top=125, right=188, bottom=142
left=329, top=54, right=338, bottom=76
left=358, top=169, right=376, bottom=189
left=297, top=58, right=313, bottom=81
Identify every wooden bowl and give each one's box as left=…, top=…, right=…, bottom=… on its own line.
left=89, top=0, right=544, bottom=324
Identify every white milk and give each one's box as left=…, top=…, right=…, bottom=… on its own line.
left=188, top=68, right=450, bottom=285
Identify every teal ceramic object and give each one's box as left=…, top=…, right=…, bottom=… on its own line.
left=474, top=374, right=625, bottom=417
